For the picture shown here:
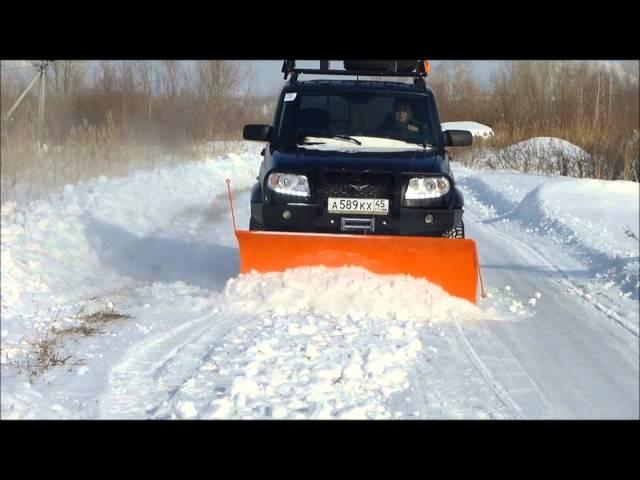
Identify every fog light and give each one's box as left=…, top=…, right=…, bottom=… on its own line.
left=282, top=210, right=292, bottom=220
left=424, top=214, right=433, bottom=224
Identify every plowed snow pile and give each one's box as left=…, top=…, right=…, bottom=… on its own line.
left=225, top=266, right=483, bottom=321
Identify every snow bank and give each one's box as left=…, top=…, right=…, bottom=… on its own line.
left=514, top=179, right=639, bottom=257
left=511, top=178, right=639, bottom=296
left=199, top=141, right=261, bottom=155
left=1, top=145, right=262, bottom=325
left=472, top=137, right=590, bottom=176
left=441, top=121, right=494, bottom=138
left=456, top=164, right=639, bottom=300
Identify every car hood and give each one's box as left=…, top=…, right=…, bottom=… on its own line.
left=268, top=146, right=448, bottom=174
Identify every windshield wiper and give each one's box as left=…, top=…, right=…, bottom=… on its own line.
left=298, top=135, right=362, bottom=146
left=330, top=135, right=362, bottom=145
left=378, top=134, right=432, bottom=149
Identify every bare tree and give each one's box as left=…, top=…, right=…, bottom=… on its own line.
left=115, top=62, right=135, bottom=129
left=160, top=60, right=182, bottom=99
left=593, top=71, right=602, bottom=129
left=195, top=61, right=242, bottom=138
left=96, top=61, right=117, bottom=98
left=196, top=61, right=241, bottom=105
left=49, top=61, right=86, bottom=99
left=134, top=61, right=154, bottom=121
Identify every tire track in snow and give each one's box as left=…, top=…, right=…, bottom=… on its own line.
left=470, top=207, right=639, bottom=370
left=461, top=177, right=638, bottom=339
left=462, top=178, right=639, bottom=418
left=97, top=190, right=255, bottom=419
left=99, top=308, right=246, bottom=419
left=451, top=319, right=524, bottom=419
left=404, top=329, right=516, bottom=419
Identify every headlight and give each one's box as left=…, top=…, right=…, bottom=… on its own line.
left=267, top=173, right=310, bottom=197
left=404, top=176, right=450, bottom=199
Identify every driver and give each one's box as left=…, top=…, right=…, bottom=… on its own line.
left=380, top=98, right=422, bottom=139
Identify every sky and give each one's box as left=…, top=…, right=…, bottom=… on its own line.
left=4, top=60, right=636, bottom=98
left=2, top=60, right=505, bottom=97
left=248, top=60, right=504, bottom=95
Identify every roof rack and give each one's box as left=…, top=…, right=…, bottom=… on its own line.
left=281, top=60, right=429, bottom=88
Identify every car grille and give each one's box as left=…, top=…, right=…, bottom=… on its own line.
left=321, top=173, right=393, bottom=200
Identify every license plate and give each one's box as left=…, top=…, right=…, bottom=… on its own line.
left=328, top=197, right=389, bottom=215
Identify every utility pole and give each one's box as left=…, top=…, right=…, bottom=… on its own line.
left=4, top=69, right=41, bottom=122
left=2, top=60, right=51, bottom=146
left=37, top=60, right=49, bottom=146
left=549, top=62, right=556, bottom=128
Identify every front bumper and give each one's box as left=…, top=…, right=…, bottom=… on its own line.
left=252, top=201, right=462, bottom=236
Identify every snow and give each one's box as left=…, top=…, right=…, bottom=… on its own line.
left=504, top=137, right=589, bottom=174
left=469, top=137, right=591, bottom=176
left=457, top=164, right=639, bottom=303
left=0, top=149, right=262, bottom=316
left=198, top=140, right=258, bottom=155
left=514, top=178, right=639, bottom=258
left=224, top=266, right=483, bottom=322
left=441, top=121, right=494, bottom=138
left=1, top=140, right=638, bottom=419
left=299, top=136, right=427, bottom=152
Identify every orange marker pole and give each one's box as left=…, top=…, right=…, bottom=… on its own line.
left=225, top=179, right=238, bottom=233
left=474, top=245, right=486, bottom=298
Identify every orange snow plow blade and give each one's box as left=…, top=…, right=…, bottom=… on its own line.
left=235, top=230, right=480, bottom=303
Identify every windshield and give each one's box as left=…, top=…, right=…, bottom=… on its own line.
left=276, top=91, right=436, bottom=147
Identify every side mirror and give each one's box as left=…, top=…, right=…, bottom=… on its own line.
left=443, top=130, right=473, bottom=147
left=243, top=124, right=272, bottom=142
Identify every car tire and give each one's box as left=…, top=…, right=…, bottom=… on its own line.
left=443, top=221, right=464, bottom=239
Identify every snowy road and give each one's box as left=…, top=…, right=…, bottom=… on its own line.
left=460, top=191, right=639, bottom=418
left=1, top=144, right=638, bottom=419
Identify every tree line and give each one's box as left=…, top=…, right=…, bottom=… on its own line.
left=1, top=60, right=638, bottom=181
left=1, top=60, right=274, bottom=148
left=429, top=61, right=639, bottom=181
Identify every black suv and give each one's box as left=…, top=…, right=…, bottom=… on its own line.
left=243, top=60, right=472, bottom=238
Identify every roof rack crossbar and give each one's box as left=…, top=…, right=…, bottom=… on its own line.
left=282, top=60, right=428, bottom=82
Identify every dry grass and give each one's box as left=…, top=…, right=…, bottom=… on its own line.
left=29, top=336, right=75, bottom=371
left=77, top=305, right=131, bottom=324
left=2, top=334, right=83, bottom=381
left=0, top=117, right=204, bottom=205
left=2, top=304, right=132, bottom=382
left=454, top=120, right=639, bottom=181
left=52, top=304, right=131, bottom=337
